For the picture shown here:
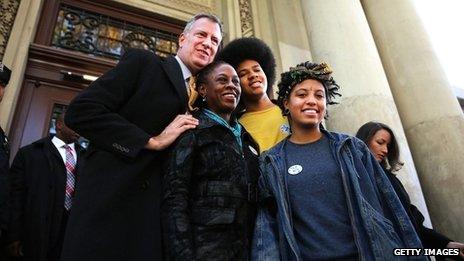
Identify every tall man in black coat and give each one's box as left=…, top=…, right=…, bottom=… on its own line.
left=61, top=13, right=223, bottom=261
left=7, top=112, right=82, bottom=261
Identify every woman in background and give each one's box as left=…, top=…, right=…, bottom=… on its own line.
left=356, top=121, right=464, bottom=260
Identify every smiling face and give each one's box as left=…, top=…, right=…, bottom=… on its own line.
left=284, top=79, right=326, bottom=130
left=177, top=17, right=222, bottom=74
left=368, top=129, right=391, bottom=163
left=199, top=63, right=241, bottom=121
left=236, top=59, right=268, bottom=102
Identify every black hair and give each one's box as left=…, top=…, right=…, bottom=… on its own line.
left=194, top=60, right=230, bottom=108
left=216, top=37, right=276, bottom=94
left=276, top=61, right=341, bottom=118
left=355, top=121, right=404, bottom=172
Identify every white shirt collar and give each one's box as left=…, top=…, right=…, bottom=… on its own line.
left=51, top=136, right=76, bottom=163
left=175, top=55, right=192, bottom=81
left=51, top=136, right=74, bottom=149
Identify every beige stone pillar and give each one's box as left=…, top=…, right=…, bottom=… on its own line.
left=251, top=0, right=312, bottom=85
left=299, top=0, right=432, bottom=226
left=0, top=0, right=43, bottom=131
left=362, top=0, right=464, bottom=241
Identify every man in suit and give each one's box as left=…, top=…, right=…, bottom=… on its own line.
left=61, top=13, right=223, bottom=261
left=0, top=62, right=11, bottom=241
left=6, top=112, right=82, bottom=261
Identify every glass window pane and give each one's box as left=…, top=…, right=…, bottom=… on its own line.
left=51, top=4, right=179, bottom=60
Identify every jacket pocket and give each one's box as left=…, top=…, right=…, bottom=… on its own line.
left=192, top=207, right=236, bottom=226
left=361, top=198, right=403, bottom=258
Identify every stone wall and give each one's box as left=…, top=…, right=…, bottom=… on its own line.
left=0, top=0, right=21, bottom=60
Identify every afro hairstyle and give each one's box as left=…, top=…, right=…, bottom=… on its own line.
left=216, top=37, right=276, bottom=93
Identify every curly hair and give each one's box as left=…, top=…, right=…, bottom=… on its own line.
left=356, top=121, right=404, bottom=172
left=276, top=61, right=341, bottom=117
left=215, top=37, right=276, bottom=92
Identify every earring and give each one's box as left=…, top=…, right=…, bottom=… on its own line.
left=283, top=108, right=290, bottom=116
left=202, top=96, right=206, bottom=102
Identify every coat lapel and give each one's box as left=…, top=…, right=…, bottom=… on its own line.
left=161, top=56, right=188, bottom=112
left=43, top=137, right=66, bottom=199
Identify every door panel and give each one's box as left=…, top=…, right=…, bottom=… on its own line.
left=10, top=80, right=79, bottom=158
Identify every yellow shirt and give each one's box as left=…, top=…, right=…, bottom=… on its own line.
left=239, top=105, right=290, bottom=153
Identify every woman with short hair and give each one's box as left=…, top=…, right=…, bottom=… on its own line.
left=162, top=61, right=259, bottom=260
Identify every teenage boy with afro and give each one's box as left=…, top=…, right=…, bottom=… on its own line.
left=217, top=37, right=289, bottom=152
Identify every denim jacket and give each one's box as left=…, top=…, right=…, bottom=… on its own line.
left=252, top=130, right=426, bottom=261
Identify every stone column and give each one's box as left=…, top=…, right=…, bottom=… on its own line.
left=0, top=0, right=44, bottom=131
left=299, top=0, right=432, bottom=226
left=362, top=0, right=464, bottom=241
left=251, top=0, right=312, bottom=85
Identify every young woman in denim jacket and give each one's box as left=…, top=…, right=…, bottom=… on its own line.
left=356, top=121, right=464, bottom=260
left=252, top=62, right=425, bottom=261
left=162, top=61, right=259, bottom=260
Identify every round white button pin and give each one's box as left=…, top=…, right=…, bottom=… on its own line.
left=288, top=165, right=303, bottom=175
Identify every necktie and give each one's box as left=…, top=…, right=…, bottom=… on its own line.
left=187, top=76, right=199, bottom=112
left=63, top=145, right=76, bottom=210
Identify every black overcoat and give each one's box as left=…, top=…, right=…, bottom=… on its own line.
left=0, top=127, right=9, bottom=237
left=383, top=168, right=451, bottom=251
left=8, top=136, right=83, bottom=261
left=61, top=49, right=188, bottom=261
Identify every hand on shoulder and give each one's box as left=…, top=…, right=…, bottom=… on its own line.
left=145, top=114, right=199, bottom=151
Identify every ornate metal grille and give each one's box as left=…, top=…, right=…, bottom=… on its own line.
left=51, top=5, right=179, bottom=59
left=239, top=0, right=254, bottom=37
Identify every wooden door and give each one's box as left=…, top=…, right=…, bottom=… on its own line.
left=7, top=44, right=112, bottom=159
left=23, top=81, right=76, bottom=144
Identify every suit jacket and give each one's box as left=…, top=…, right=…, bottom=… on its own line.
left=62, top=49, right=188, bottom=261
left=8, top=136, right=83, bottom=261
